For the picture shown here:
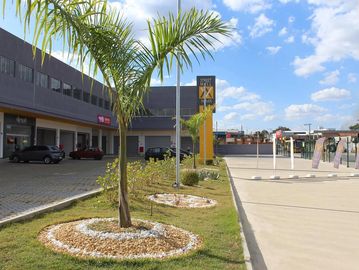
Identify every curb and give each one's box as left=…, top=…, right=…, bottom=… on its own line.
left=225, top=164, right=253, bottom=270
left=0, top=188, right=102, bottom=228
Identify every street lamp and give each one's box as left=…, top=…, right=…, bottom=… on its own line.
left=175, top=0, right=181, bottom=189
left=304, top=123, right=312, bottom=159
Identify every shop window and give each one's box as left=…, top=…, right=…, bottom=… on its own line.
left=98, top=98, right=104, bottom=108
left=0, top=55, right=15, bottom=76
left=83, top=92, right=90, bottom=103
left=50, top=77, right=61, bottom=93
left=63, top=83, right=72, bottom=97
left=36, top=72, right=48, bottom=88
left=18, top=64, right=33, bottom=83
left=73, top=88, right=82, bottom=100
left=91, top=95, right=97, bottom=106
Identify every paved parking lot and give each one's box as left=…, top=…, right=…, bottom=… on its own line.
left=226, top=156, right=359, bottom=270
left=0, top=157, right=114, bottom=222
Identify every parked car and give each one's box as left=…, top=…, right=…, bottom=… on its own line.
left=9, top=145, right=63, bottom=164
left=69, top=147, right=104, bottom=160
left=145, top=147, right=185, bottom=161
left=170, top=147, right=193, bottom=157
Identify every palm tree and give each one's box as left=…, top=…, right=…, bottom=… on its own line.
left=181, top=108, right=210, bottom=169
left=4, top=0, right=231, bottom=227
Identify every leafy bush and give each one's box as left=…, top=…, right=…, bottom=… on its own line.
left=181, top=170, right=200, bottom=186
left=96, top=158, right=119, bottom=206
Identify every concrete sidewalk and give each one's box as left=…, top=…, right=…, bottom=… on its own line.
left=226, top=155, right=359, bottom=270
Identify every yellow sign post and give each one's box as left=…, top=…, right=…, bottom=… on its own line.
left=197, top=76, right=215, bottom=165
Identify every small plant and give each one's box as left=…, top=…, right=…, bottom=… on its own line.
left=181, top=170, right=200, bottom=186
left=198, top=170, right=220, bottom=181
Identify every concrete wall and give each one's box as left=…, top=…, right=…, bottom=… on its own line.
left=0, top=28, right=116, bottom=128
left=216, top=144, right=273, bottom=155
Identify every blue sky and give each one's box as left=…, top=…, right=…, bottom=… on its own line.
left=1, top=0, right=359, bottom=133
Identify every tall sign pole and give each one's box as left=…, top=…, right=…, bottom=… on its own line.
left=175, top=0, right=181, bottom=188
left=203, top=82, right=207, bottom=165
left=290, top=137, right=294, bottom=170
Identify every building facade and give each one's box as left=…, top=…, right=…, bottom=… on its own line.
left=0, top=28, right=205, bottom=158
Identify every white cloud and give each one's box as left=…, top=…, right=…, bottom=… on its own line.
left=279, top=0, right=300, bottom=3
left=285, top=104, right=327, bottom=120
left=285, top=35, right=295, bottom=43
left=311, top=87, right=351, bottom=101
left=223, top=0, right=271, bottom=13
left=215, top=78, right=276, bottom=124
left=224, top=112, right=238, bottom=121
left=348, top=73, right=357, bottom=83
left=249, top=14, right=275, bottom=38
left=264, top=115, right=276, bottom=121
left=293, top=1, right=359, bottom=77
left=288, top=16, right=295, bottom=23
left=319, top=70, right=340, bottom=85
left=278, top=27, right=288, bottom=36
left=266, top=46, right=281, bottom=55
left=293, top=55, right=325, bottom=77
left=109, top=0, right=241, bottom=51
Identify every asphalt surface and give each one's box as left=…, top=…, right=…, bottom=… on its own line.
left=0, top=157, right=115, bottom=222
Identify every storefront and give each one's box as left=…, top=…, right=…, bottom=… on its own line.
left=3, top=113, right=35, bottom=157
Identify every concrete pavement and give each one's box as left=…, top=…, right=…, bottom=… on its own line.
left=0, top=157, right=114, bottom=223
left=226, top=155, right=359, bottom=270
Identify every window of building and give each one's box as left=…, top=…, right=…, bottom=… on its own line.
left=35, top=72, right=48, bottom=88
left=73, top=88, right=82, bottom=100
left=104, top=100, right=110, bottom=110
left=18, top=64, right=33, bottom=83
left=50, top=77, right=61, bottom=93
left=98, top=98, right=104, bottom=108
left=83, top=92, right=90, bottom=103
left=0, top=55, right=15, bottom=76
left=91, top=95, right=97, bottom=106
left=63, top=83, right=72, bottom=97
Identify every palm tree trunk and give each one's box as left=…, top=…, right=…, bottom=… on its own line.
left=118, top=122, right=132, bottom=228
left=193, top=141, right=196, bottom=169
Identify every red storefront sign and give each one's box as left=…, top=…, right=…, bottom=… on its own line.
left=97, top=115, right=111, bottom=126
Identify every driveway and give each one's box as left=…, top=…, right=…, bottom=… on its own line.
left=226, top=155, right=359, bottom=270
left=0, top=157, right=114, bottom=222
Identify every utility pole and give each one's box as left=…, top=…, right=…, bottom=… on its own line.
left=203, top=81, right=207, bottom=166
left=304, top=123, right=312, bottom=159
left=175, top=0, right=181, bottom=189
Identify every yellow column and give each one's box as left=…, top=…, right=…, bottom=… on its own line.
left=199, top=105, right=214, bottom=164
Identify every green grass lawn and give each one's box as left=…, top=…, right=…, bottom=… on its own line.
left=0, top=160, right=246, bottom=270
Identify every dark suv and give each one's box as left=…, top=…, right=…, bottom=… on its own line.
left=145, top=147, right=185, bottom=161
left=9, top=145, right=63, bottom=164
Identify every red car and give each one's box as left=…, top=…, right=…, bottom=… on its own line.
left=69, top=147, right=104, bottom=160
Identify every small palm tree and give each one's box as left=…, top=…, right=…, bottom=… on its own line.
left=4, top=0, right=231, bottom=227
left=181, top=108, right=211, bottom=169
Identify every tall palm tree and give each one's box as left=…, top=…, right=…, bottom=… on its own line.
left=180, top=108, right=211, bottom=169
left=4, top=0, right=231, bottom=227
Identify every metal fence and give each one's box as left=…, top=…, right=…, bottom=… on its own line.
left=301, top=138, right=358, bottom=168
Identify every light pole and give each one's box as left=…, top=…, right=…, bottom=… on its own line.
left=203, top=82, right=207, bottom=166
left=175, top=0, right=181, bottom=188
left=304, top=123, right=312, bottom=158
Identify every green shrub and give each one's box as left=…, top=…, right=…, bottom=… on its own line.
left=181, top=170, right=200, bottom=186
left=96, top=158, right=119, bottom=206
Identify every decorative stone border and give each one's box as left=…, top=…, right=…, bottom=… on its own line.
left=39, top=218, right=200, bottom=260
left=148, top=193, right=217, bottom=208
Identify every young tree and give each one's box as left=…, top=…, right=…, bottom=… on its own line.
left=4, top=0, right=231, bottom=227
left=180, top=108, right=211, bottom=169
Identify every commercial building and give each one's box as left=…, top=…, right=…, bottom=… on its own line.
left=0, top=28, right=213, bottom=159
